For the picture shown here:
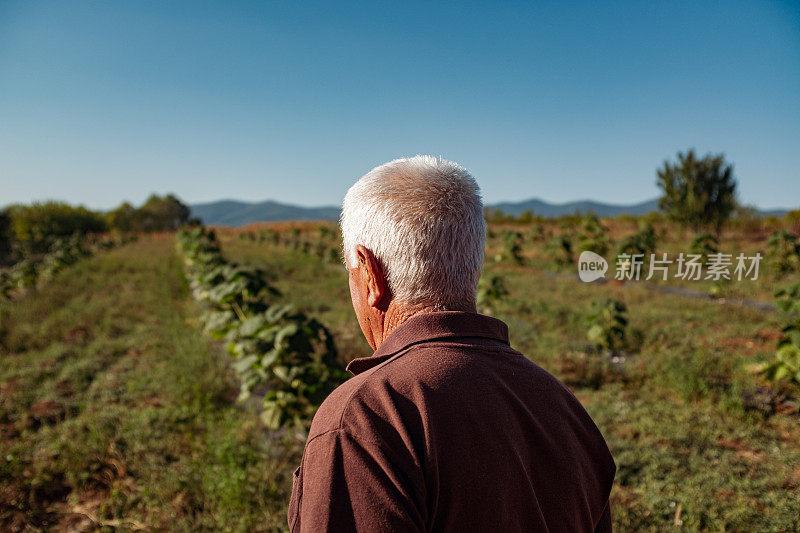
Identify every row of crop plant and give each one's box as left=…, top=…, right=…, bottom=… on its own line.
left=237, top=227, right=341, bottom=264
left=176, top=226, right=348, bottom=430
left=489, top=215, right=800, bottom=276
left=0, top=234, right=130, bottom=300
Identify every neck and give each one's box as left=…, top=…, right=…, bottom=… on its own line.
left=369, top=302, right=438, bottom=350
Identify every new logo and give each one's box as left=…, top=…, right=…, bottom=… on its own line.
left=578, top=251, right=608, bottom=282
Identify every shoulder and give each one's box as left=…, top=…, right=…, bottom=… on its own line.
left=306, top=363, right=389, bottom=440
left=306, top=347, right=429, bottom=440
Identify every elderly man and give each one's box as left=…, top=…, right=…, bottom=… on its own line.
left=288, top=156, right=616, bottom=532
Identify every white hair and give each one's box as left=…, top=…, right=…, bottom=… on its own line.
left=341, top=155, right=486, bottom=311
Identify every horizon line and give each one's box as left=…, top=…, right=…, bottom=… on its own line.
left=2, top=195, right=796, bottom=214
left=188, top=196, right=795, bottom=213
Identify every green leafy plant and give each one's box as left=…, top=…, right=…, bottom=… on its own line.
left=500, top=231, right=524, bottom=265
left=707, top=277, right=731, bottom=299
left=577, top=214, right=611, bottom=256
left=9, top=260, right=38, bottom=290
left=617, top=224, right=657, bottom=258
left=766, top=230, right=800, bottom=275
left=559, top=298, right=639, bottom=390
left=761, top=283, right=800, bottom=386
left=176, top=226, right=347, bottom=430
left=528, top=223, right=546, bottom=243
left=545, top=235, right=574, bottom=266
left=477, top=273, right=509, bottom=315
left=0, top=234, right=123, bottom=301
left=325, top=247, right=340, bottom=264
left=39, top=235, right=92, bottom=281
left=228, top=307, right=346, bottom=428
left=0, top=233, right=127, bottom=298
left=586, top=298, right=628, bottom=353
left=689, top=232, right=719, bottom=261
left=694, top=229, right=726, bottom=298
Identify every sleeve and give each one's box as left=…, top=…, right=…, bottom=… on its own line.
left=290, top=428, right=425, bottom=533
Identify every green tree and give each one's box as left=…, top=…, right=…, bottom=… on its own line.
left=107, top=201, right=138, bottom=232
left=8, top=201, right=107, bottom=254
left=106, top=194, right=191, bottom=233
left=516, top=210, right=534, bottom=224
left=656, top=149, right=737, bottom=234
left=133, top=194, right=191, bottom=232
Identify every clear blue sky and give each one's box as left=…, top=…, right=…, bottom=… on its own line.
left=1, top=0, right=798, bottom=211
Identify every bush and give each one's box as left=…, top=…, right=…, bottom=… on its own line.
left=8, top=202, right=107, bottom=255
left=617, top=224, right=657, bottom=259
left=766, top=230, right=800, bottom=275
left=689, top=232, right=719, bottom=261
left=557, top=298, right=641, bottom=389
left=577, top=214, right=611, bottom=256
left=545, top=235, right=574, bottom=266
left=499, top=231, right=524, bottom=265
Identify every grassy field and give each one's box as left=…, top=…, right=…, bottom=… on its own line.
left=0, top=238, right=298, bottom=531
left=221, top=227, right=800, bottom=531
left=2, top=225, right=800, bottom=531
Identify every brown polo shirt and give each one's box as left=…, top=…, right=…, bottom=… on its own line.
left=288, top=311, right=616, bottom=532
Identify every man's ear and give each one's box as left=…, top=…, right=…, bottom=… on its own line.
left=355, top=245, right=387, bottom=308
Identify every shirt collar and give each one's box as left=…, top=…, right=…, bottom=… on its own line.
left=345, top=311, right=510, bottom=376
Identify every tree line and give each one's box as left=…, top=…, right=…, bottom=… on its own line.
left=4, top=149, right=797, bottom=264
left=0, top=194, right=192, bottom=263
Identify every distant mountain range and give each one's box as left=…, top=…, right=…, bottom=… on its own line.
left=190, top=198, right=788, bottom=226
left=488, top=198, right=660, bottom=217
left=190, top=200, right=341, bottom=226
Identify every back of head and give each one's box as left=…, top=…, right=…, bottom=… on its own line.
left=341, top=155, right=486, bottom=311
